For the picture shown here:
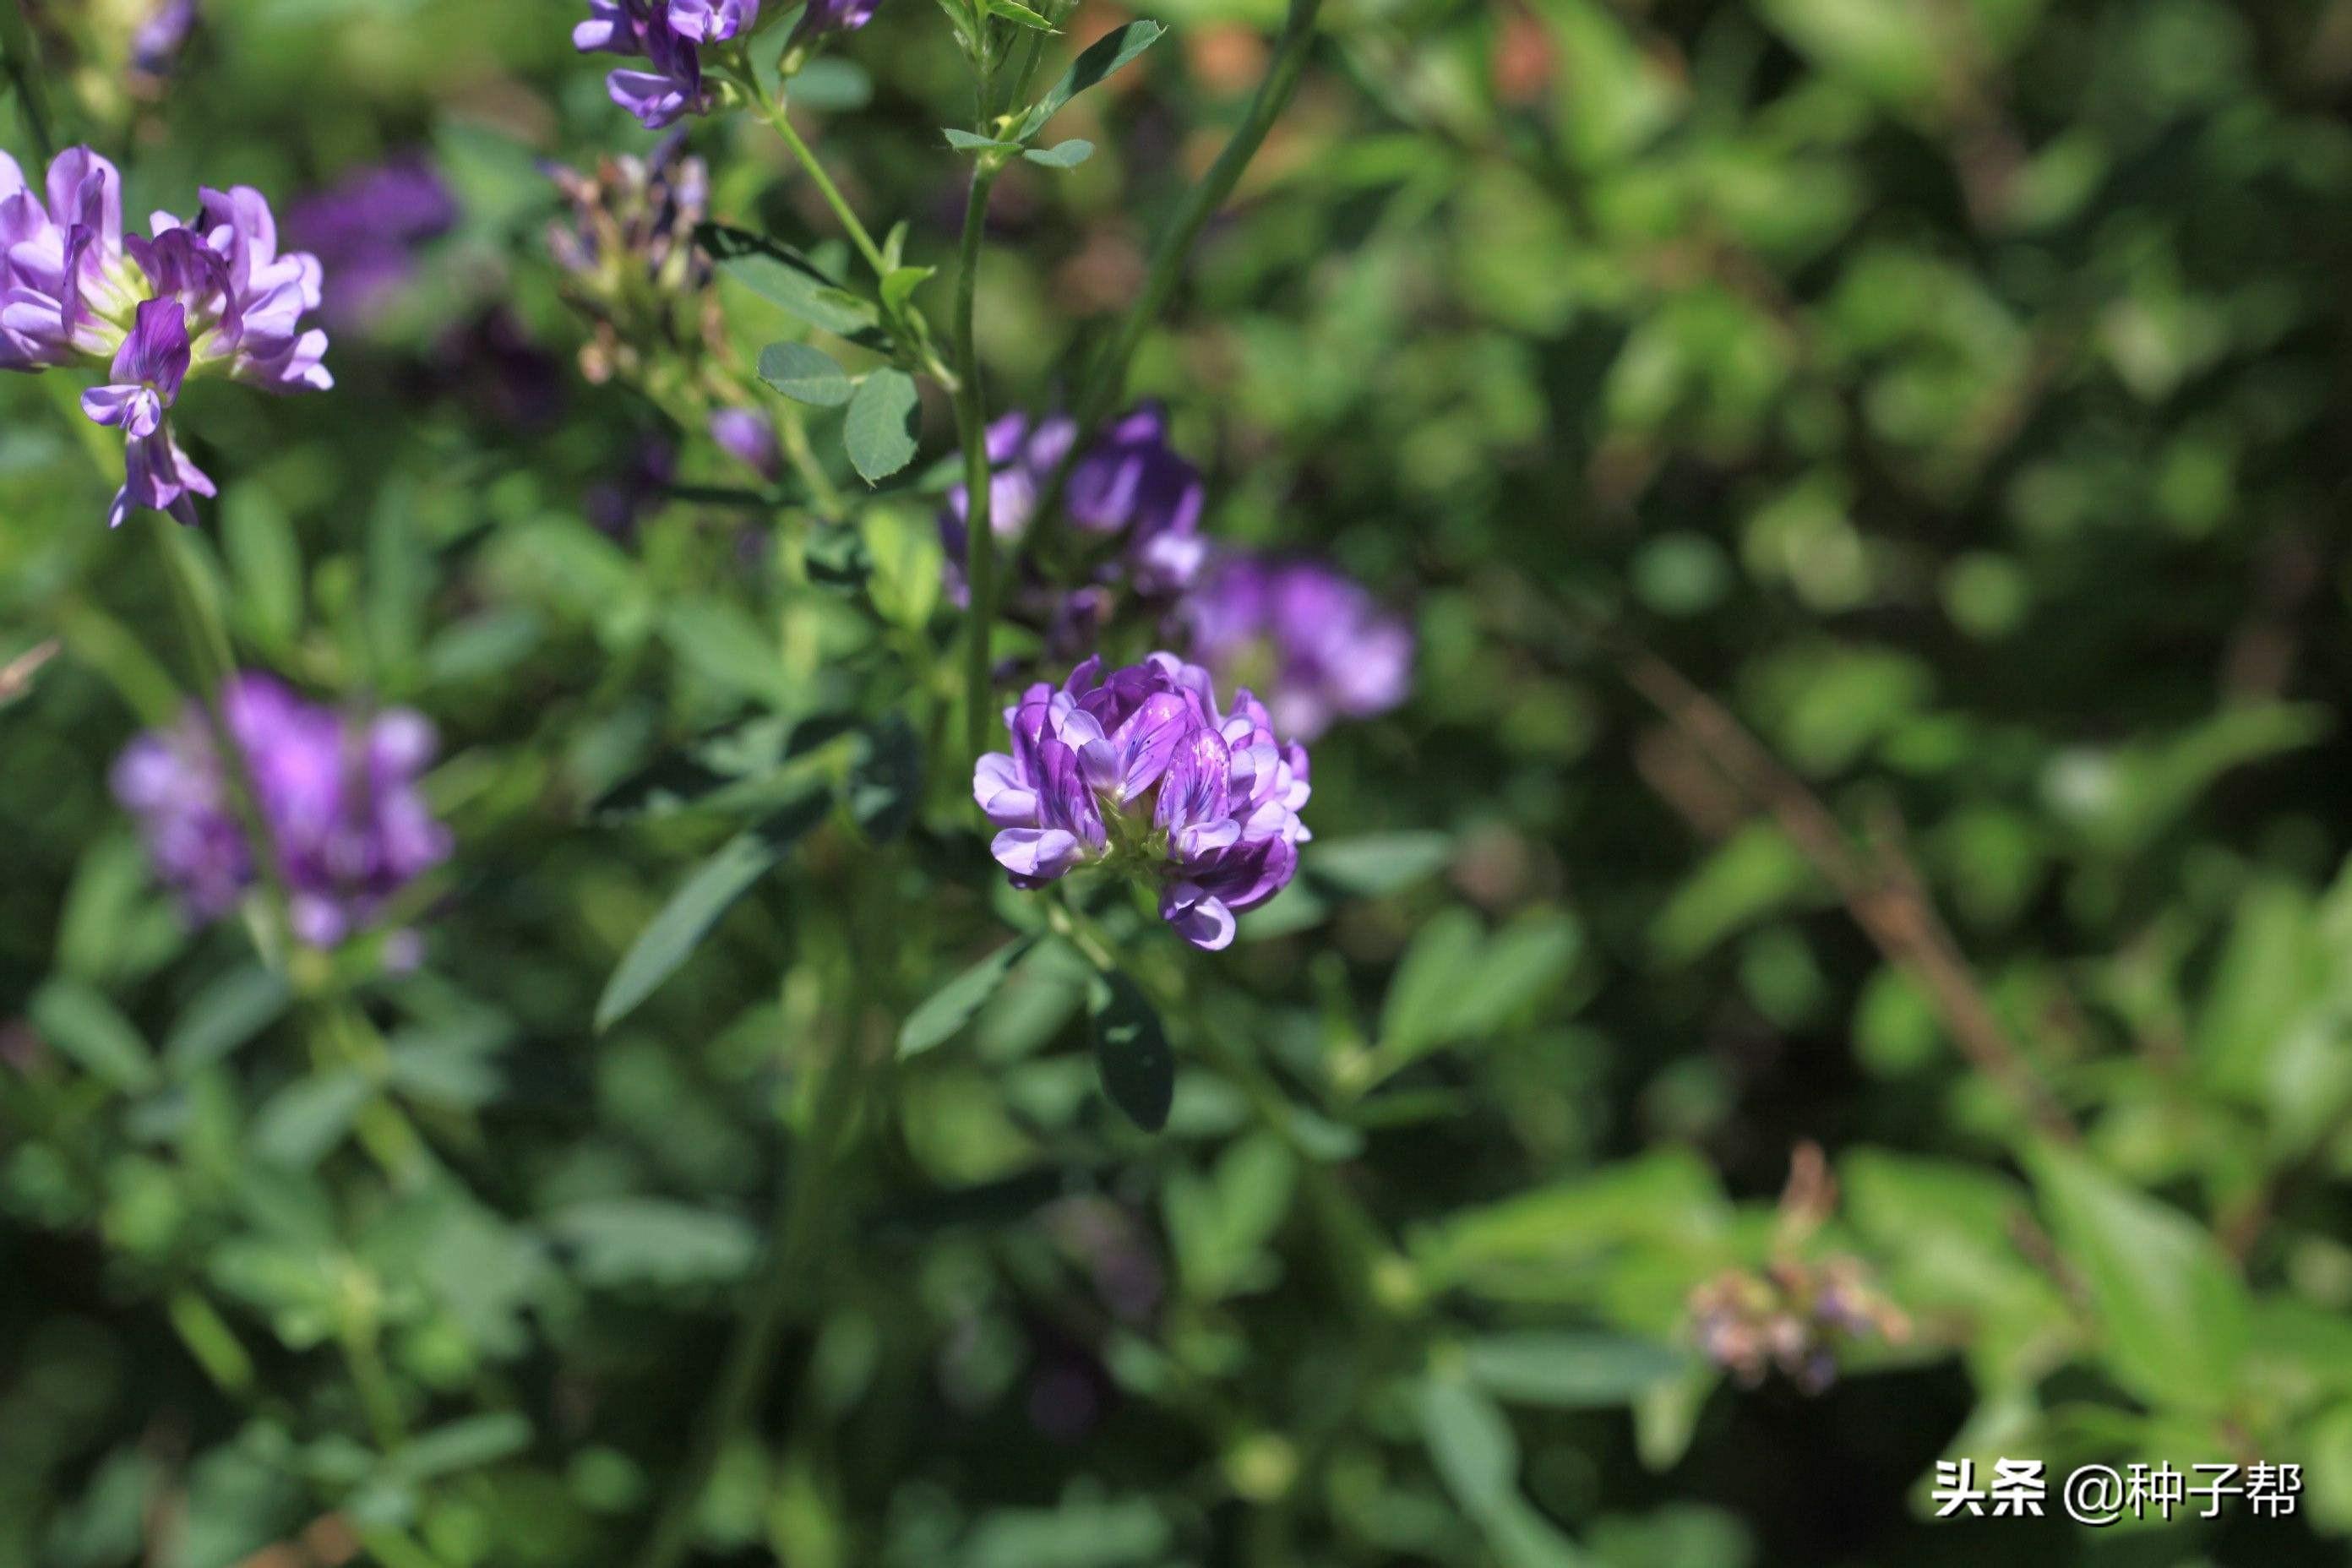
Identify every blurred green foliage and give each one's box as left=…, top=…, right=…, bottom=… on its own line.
left=6, top=0, right=2352, bottom=1565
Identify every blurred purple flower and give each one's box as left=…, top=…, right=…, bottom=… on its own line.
left=709, top=407, right=780, bottom=482
left=586, top=435, right=678, bottom=539
left=575, top=0, right=710, bottom=129
left=790, top=0, right=879, bottom=44
left=112, top=674, right=450, bottom=950
left=945, top=403, right=1205, bottom=591
left=1182, top=555, right=1412, bottom=743
left=130, top=0, right=199, bottom=79
left=974, top=653, right=1309, bottom=950
left=286, top=158, right=459, bottom=332
left=1, top=146, right=331, bottom=527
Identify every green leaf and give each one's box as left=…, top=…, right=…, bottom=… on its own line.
left=700, top=224, right=886, bottom=343
left=592, top=712, right=858, bottom=824
left=30, top=980, right=158, bottom=1093
left=1453, top=915, right=1582, bottom=1038
left=547, top=1199, right=758, bottom=1288
left=221, top=488, right=303, bottom=650
left=943, top=128, right=1021, bottom=154
left=985, top=0, right=1057, bottom=30
left=1022, top=139, right=1096, bottom=169
left=879, top=264, right=937, bottom=317
left=844, top=368, right=922, bottom=483
left=251, top=1070, right=373, bottom=1168
left=384, top=1413, right=534, bottom=1483
left=1418, top=1372, right=1519, bottom=1516
left=1462, top=1332, right=1696, bottom=1408
left=1379, top=908, right=1486, bottom=1056
left=595, top=795, right=830, bottom=1032
left=756, top=342, right=853, bottom=407
left=2026, top=1144, right=2251, bottom=1411
left=848, top=715, right=923, bottom=843
left=1015, top=19, right=1166, bottom=141
left=162, top=965, right=290, bottom=1075
left=1090, top=971, right=1174, bottom=1131
left=790, top=56, right=872, bottom=112
left=898, top=936, right=1038, bottom=1058
left=1307, top=830, right=1454, bottom=896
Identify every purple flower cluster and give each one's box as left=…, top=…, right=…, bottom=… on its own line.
left=948, top=404, right=1207, bottom=594
left=547, top=137, right=718, bottom=386
left=1182, top=554, right=1413, bottom=742
left=974, top=654, right=1310, bottom=950
left=112, top=675, right=451, bottom=951
left=575, top=0, right=721, bottom=129
left=286, top=158, right=458, bottom=333
left=574, top=1, right=879, bottom=129
left=2, top=147, right=331, bottom=527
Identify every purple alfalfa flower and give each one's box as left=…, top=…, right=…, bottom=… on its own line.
left=1, top=145, right=140, bottom=369
left=1181, top=554, right=1413, bottom=743
left=286, top=157, right=459, bottom=332
left=1064, top=403, right=1206, bottom=593
left=667, top=0, right=759, bottom=43
left=575, top=0, right=708, bottom=130
left=80, top=298, right=190, bottom=442
left=945, top=403, right=1206, bottom=591
left=130, top=0, right=201, bottom=79
left=112, top=674, right=451, bottom=951
left=973, top=653, right=1310, bottom=951
left=709, top=407, right=781, bottom=481
left=2, top=147, right=331, bottom=527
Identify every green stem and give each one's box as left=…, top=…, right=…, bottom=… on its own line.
left=150, top=514, right=292, bottom=966
left=743, top=79, right=890, bottom=280
left=1021, top=0, right=1324, bottom=566
left=0, top=0, right=54, bottom=165
left=631, top=896, right=885, bottom=1568
left=953, top=161, right=1005, bottom=760
left=1049, top=891, right=1415, bottom=1321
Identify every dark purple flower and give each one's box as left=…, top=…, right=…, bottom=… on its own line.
left=286, top=158, right=459, bottom=332
left=130, top=0, right=200, bottom=79
left=709, top=407, right=780, bottom=481
left=112, top=674, right=451, bottom=949
left=973, top=653, right=1309, bottom=950
left=575, top=0, right=709, bottom=129
left=1182, top=555, right=1412, bottom=742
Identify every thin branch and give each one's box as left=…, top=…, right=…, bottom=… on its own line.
left=1560, top=604, right=2079, bottom=1144
left=1016, top=0, right=1325, bottom=570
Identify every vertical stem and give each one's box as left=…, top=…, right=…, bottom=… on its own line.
left=150, top=514, right=292, bottom=965
left=744, top=81, right=890, bottom=280
left=953, top=162, right=1004, bottom=760
left=632, top=884, right=887, bottom=1568
left=1019, top=0, right=1324, bottom=566
left=1084, top=0, right=1322, bottom=423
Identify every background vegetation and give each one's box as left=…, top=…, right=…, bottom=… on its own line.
left=5, top=0, right=2352, bottom=1564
